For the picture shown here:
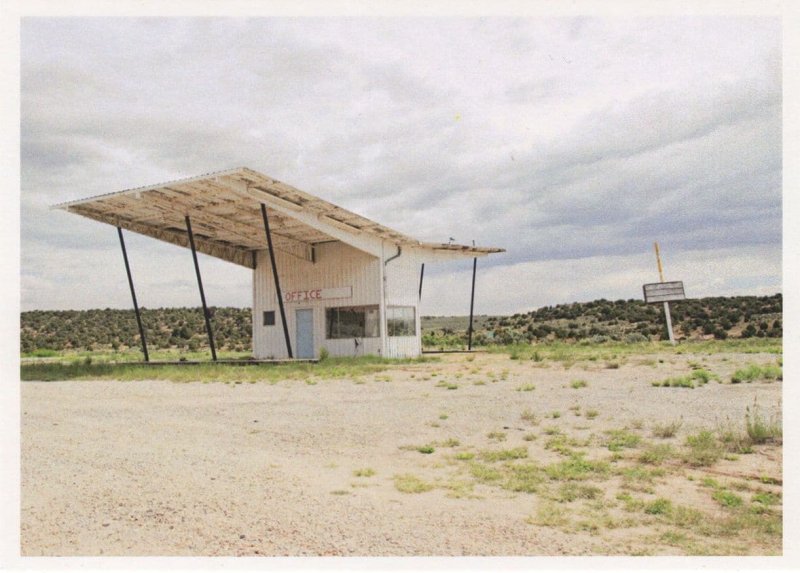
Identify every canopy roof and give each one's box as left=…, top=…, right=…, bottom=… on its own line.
left=54, top=167, right=504, bottom=268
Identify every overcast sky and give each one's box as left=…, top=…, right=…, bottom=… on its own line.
left=19, top=15, right=783, bottom=316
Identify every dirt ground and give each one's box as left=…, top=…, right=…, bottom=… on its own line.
left=20, top=351, right=783, bottom=556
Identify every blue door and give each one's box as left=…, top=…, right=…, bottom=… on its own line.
left=295, top=309, right=314, bottom=359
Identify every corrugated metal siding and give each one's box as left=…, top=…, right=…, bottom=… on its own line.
left=253, top=241, right=382, bottom=359
left=253, top=241, right=428, bottom=359
left=384, top=247, right=424, bottom=358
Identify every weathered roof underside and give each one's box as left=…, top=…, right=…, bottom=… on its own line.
left=54, top=167, right=504, bottom=268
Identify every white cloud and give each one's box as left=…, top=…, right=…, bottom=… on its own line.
left=19, top=16, right=782, bottom=313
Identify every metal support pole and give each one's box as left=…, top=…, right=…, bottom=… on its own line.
left=117, top=227, right=149, bottom=362
left=185, top=215, right=217, bottom=361
left=261, top=203, right=293, bottom=358
left=468, top=257, right=477, bottom=351
left=418, top=263, right=425, bottom=300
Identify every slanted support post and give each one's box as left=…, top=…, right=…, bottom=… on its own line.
left=117, top=227, right=149, bottom=362
left=185, top=215, right=217, bottom=361
left=468, top=257, right=477, bottom=351
left=418, top=263, right=425, bottom=300
left=261, top=203, right=293, bottom=358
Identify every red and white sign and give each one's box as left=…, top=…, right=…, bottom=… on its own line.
left=284, top=286, right=352, bottom=303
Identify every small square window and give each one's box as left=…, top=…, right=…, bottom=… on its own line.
left=263, top=311, right=276, bottom=326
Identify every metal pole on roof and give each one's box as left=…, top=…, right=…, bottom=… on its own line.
left=117, top=227, right=149, bottom=362
left=261, top=203, right=293, bottom=359
left=185, top=215, right=217, bottom=361
left=468, top=255, right=477, bottom=351
left=418, top=263, right=425, bottom=300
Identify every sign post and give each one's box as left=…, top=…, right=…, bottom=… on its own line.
left=642, top=243, right=687, bottom=345
left=654, top=243, right=674, bottom=345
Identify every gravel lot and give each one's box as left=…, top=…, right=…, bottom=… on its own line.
left=21, top=351, right=782, bottom=556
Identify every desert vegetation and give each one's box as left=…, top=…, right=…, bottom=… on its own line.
left=20, top=294, right=781, bottom=357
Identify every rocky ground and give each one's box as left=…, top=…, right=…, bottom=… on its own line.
left=21, top=350, right=782, bottom=556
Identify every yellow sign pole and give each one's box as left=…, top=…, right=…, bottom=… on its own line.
left=654, top=242, right=675, bottom=345
left=654, top=242, right=665, bottom=282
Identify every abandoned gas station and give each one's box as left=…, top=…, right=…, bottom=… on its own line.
left=54, top=167, right=504, bottom=361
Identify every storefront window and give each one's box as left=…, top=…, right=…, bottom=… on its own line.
left=326, top=306, right=380, bottom=339
left=387, top=306, right=416, bottom=337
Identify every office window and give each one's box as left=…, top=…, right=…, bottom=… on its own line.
left=326, top=305, right=380, bottom=339
left=263, top=311, right=276, bottom=326
left=387, top=306, right=416, bottom=337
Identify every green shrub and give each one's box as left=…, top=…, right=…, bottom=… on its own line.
left=683, top=430, right=722, bottom=466
left=644, top=498, right=673, bottom=515
left=713, top=489, right=743, bottom=508
left=731, top=363, right=782, bottom=384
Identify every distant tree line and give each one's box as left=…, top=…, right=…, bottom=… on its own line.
left=20, top=307, right=251, bottom=354
left=20, top=294, right=782, bottom=354
left=422, top=293, right=782, bottom=347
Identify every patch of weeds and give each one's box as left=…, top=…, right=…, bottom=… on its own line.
left=516, top=384, right=536, bottom=392
left=585, top=409, right=599, bottom=420
left=529, top=502, right=569, bottom=528
left=503, top=463, right=545, bottom=493
left=442, top=479, right=475, bottom=499
left=487, top=431, right=507, bottom=442
left=660, top=530, right=688, bottom=545
left=531, top=351, right=543, bottom=362
left=473, top=380, right=486, bottom=386
left=638, top=443, right=674, bottom=465
left=682, top=430, right=722, bottom=466
left=731, top=363, right=782, bottom=384
left=668, top=505, right=704, bottom=527
left=455, top=452, right=475, bottom=461
left=481, top=447, right=528, bottom=462
left=520, top=409, right=539, bottom=425
left=652, top=419, right=682, bottom=438
left=417, top=445, right=435, bottom=454
left=428, top=422, right=441, bottom=428
left=522, top=433, right=537, bottom=441
left=330, top=489, right=350, bottom=495
left=469, top=462, right=503, bottom=483
left=644, top=498, right=673, bottom=515
left=545, top=454, right=609, bottom=481
left=550, top=411, right=562, bottom=419
left=713, top=490, right=743, bottom=508
left=616, top=492, right=644, bottom=512
left=557, top=483, right=602, bottom=503
left=605, top=428, right=641, bottom=451
left=436, top=380, right=458, bottom=390
left=605, top=361, right=620, bottom=369
left=752, top=491, right=780, bottom=506
left=394, top=474, right=434, bottom=494
left=543, top=426, right=561, bottom=435
left=716, top=420, right=754, bottom=454
left=545, top=434, right=579, bottom=457
left=570, top=379, right=588, bottom=389
left=439, top=413, right=449, bottom=420
left=746, top=399, right=782, bottom=444
left=617, top=466, right=665, bottom=490
left=353, top=468, right=376, bottom=477
left=653, top=375, right=695, bottom=388
left=500, top=369, right=510, bottom=380
left=436, top=438, right=460, bottom=448
left=305, top=379, right=317, bottom=386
